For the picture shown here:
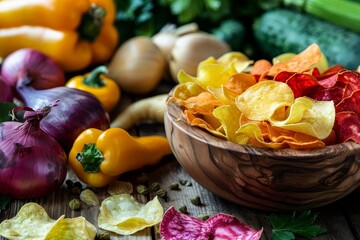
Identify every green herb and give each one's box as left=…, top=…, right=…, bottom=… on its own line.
left=150, top=182, right=160, bottom=192
left=154, top=188, right=167, bottom=198
left=169, top=182, right=180, bottom=190
left=69, top=199, right=81, bottom=211
left=178, top=204, right=188, bottom=214
left=270, top=210, right=327, bottom=240
left=190, top=196, right=202, bottom=206
left=179, top=179, right=192, bottom=187
left=0, top=195, right=11, bottom=213
left=136, top=184, right=149, bottom=195
left=0, top=102, right=17, bottom=123
left=198, top=213, right=209, bottom=221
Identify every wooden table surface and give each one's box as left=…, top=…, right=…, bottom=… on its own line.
left=1, top=82, right=360, bottom=240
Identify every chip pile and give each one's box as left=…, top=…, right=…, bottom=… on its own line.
left=169, top=43, right=360, bottom=149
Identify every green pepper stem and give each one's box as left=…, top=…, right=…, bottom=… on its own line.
left=83, top=65, right=108, bottom=88
left=77, top=3, right=106, bottom=42
left=76, top=143, right=104, bottom=173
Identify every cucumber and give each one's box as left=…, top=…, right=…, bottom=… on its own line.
left=211, top=19, right=246, bottom=51
left=253, top=8, right=360, bottom=69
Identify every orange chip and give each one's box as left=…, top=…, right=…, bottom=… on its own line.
left=183, top=92, right=223, bottom=114
left=224, top=73, right=257, bottom=95
left=250, top=59, right=272, bottom=77
left=267, top=43, right=322, bottom=76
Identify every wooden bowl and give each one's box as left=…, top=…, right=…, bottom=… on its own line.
left=164, top=100, right=360, bottom=211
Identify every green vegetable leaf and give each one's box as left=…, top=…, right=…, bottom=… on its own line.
left=0, top=195, right=11, bottom=213
left=0, top=102, right=16, bottom=122
left=270, top=210, right=327, bottom=240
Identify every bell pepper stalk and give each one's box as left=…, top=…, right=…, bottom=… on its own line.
left=66, top=65, right=120, bottom=112
left=0, top=0, right=119, bottom=72
left=68, top=128, right=172, bottom=188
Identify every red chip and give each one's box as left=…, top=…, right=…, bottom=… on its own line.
left=333, top=111, right=360, bottom=143
left=337, top=70, right=360, bottom=92
left=160, top=207, right=263, bottom=240
left=336, top=90, right=360, bottom=114
left=274, top=72, right=319, bottom=98
left=310, top=85, right=345, bottom=105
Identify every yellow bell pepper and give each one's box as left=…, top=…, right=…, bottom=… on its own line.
left=68, top=128, right=172, bottom=188
left=66, top=65, right=120, bottom=112
left=0, top=0, right=118, bottom=72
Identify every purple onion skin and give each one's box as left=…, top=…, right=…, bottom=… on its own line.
left=16, top=84, right=110, bottom=152
left=0, top=77, right=14, bottom=102
left=0, top=121, right=67, bottom=199
left=1, top=48, right=65, bottom=91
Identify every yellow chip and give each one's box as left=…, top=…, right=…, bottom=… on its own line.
left=98, top=194, right=163, bottom=235
left=213, top=105, right=242, bottom=142
left=269, top=97, right=335, bottom=139
left=0, top=203, right=97, bottom=240
left=235, top=80, right=294, bottom=121
left=0, top=203, right=59, bottom=240
left=171, top=82, right=205, bottom=101
left=45, top=217, right=97, bottom=240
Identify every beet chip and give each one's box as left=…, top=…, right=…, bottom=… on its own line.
left=336, top=90, right=360, bottom=115
left=333, top=112, right=360, bottom=143
left=274, top=72, right=318, bottom=98
left=160, top=207, right=263, bottom=240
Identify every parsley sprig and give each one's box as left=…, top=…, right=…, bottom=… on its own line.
left=270, top=210, right=327, bottom=240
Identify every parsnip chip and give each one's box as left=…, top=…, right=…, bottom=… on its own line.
left=98, top=194, right=163, bottom=235
left=269, top=97, right=335, bottom=139
left=0, top=203, right=96, bottom=240
left=45, top=217, right=97, bottom=240
left=213, top=105, right=242, bottom=142
left=235, top=80, right=294, bottom=121
left=0, top=203, right=59, bottom=240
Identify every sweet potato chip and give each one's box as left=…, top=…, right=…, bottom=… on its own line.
left=250, top=59, right=272, bottom=77
left=98, top=194, right=163, bottom=235
left=267, top=43, right=322, bottom=76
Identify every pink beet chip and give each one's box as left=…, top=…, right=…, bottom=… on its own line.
left=160, top=207, right=263, bottom=240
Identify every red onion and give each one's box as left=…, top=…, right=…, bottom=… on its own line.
left=0, top=104, right=67, bottom=199
left=16, top=82, right=110, bottom=152
left=0, top=77, right=13, bottom=102
left=1, top=48, right=65, bottom=91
